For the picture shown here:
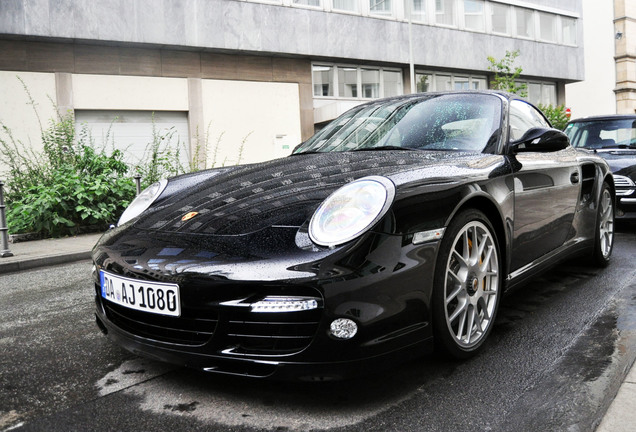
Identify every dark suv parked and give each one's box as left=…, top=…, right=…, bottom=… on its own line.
left=565, top=115, right=636, bottom=219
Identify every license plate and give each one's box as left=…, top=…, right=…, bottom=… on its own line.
left=100, top=270, right=181, bottom=317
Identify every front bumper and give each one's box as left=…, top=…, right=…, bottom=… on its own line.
left=92, top=227, right=440, bottom=380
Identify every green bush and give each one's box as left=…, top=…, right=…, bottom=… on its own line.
left=538, top=104, right=570, bottom=130
left=1, top=76, right=251, bottom=238
left=1, top=84, right=136, bottom=237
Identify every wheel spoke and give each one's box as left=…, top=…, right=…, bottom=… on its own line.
left=480, top=245, right=494, bottom=272
left=465, top=307, right=476, bottom=343
left=449, top=300, right=467, bottom=323
left=446, top=284, right=463, bottom=304
left=462, top=231, right=471, bottom=261
left=448, top=268, right=463, bottom=285
left=452, top=249, right=468, bottom=267
left=457, top=305, right=468, bottom=340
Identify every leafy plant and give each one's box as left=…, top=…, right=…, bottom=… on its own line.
left=487, top=50, right=528, bottom=97
left=1, top=77, right=136, bottom=237
left=1, top=76, right=254, bottom=238
left=538, top=104, right=570, bottom=130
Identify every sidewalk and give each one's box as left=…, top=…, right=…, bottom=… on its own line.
left=0, top=232, right=103, bottom=274
left=0, top=232, right=634, bottom=431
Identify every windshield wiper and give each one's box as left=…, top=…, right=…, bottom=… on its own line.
left=601, top=144, right=636, bottom=149
left=349, top=146, right=415, bottom=152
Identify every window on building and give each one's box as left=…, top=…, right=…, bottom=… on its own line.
left=464, top=0, right=485, bottom=32
left=416, top=73, right=431, bottom=92
left=383, top=70, right=403, bottom=97
left=561, top=16, right=577, bottom=45
left=436, top=74, right=452, bottom=91
left=293, top=0, right=321, bottom=6
left=416, top=71, right=487, bottom=92
left=541, top=83, right=556, bottom=105
left=410, top=0, right=426, bottom=22
left=472, top=77, right=487, bottom=89
left=361, top=69, right=381, bottom=98
left=314, top=64, right=404, bottom=100
left=435, top=0, right=455, bottom=26
left=339, top=67, right=358, bottom=97
left=313, top=65, right=334, bottom=96
left=454, top=76, right=470, bottom=90
left=521, top=81, right=557, bottom=106
left=333, top=0, right=357, bottom=12
left=370, top=0, right=392, bottom=16
left=515, top=7, right=534, bottom=39
left=527, top=83, right=541, bottom=104
left=490, top=2, right=510, bottom=35
left=538, top=12, right=556, bottom=42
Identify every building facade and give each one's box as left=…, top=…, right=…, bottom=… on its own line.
left=0, top=0, right=584, bottom=171
left=614, top=0, right=636, bottom=114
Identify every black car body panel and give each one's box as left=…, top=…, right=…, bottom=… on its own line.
left=93, top=92, right=614, bottom=380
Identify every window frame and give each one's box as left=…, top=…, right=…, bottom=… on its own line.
left=415, top=70, right=488, bottom=93
left=312, top=63, right=404, bottom=100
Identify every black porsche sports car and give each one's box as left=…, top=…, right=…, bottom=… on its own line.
left=564, top=114, right=636, bottom=219
left=92, top=91, right=615, bottom=381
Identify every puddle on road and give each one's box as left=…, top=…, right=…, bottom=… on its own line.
left=124, top=371, right=417, bottom=431
left=96, top=358, right=177, bottom=397
left=94, top=356, right=433, bottom=431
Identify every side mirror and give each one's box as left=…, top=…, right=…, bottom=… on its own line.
left=510, top=127, right=570, bottom=153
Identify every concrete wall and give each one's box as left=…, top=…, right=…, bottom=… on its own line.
left=0, top=0, right=584, bottom=81
left=0, top=71, right=58, bottom=174
left=0, top=70, right=303, bottom=175
left=201, top=80, right=302, bottom=165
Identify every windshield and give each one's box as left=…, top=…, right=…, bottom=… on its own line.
left=565, top=118, right=636, bottom=149
left=294, top=94, right=503, bottom=154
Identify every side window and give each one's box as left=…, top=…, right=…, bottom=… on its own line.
left=508, top=100, right=550, bottom=142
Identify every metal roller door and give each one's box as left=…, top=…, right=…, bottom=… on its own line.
left=74, top=110, right=190, bottom=168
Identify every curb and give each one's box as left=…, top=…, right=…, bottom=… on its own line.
left=0, top=251, right=93, bottom=274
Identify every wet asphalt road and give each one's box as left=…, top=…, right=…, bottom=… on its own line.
left=1, top=226, right=636, bottom=432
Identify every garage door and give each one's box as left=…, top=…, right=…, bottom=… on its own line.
left=74, top=110, right=190, bottom=169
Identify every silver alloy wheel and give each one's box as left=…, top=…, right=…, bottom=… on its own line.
left=443, top=220, right=499, bottom=348
left=598, top=188, right=614, bottom=259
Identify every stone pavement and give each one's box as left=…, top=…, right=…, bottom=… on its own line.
left=0, top=232, right=103, bottom=274
left=0, top=232, right=634, bottom=431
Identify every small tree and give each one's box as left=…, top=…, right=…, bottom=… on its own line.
left=538, top=104, right=570, bottom=130
left=487, top=50, right=528, bottom=97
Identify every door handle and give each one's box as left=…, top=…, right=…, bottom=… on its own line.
left=570, top=171, right=580, bottom=184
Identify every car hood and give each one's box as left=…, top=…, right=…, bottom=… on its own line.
left=131, top=150, right=494, bottom=236
left=593, top=150, right=636, bottom=179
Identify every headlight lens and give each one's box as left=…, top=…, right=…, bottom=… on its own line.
left=118, top=179, right=168, bottom=226
left=309, top=176, right=395, bottom=247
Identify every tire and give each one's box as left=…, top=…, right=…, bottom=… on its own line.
left=432, top=209, right=502, bottom=359
left=591, top=182, right=615, bottom=267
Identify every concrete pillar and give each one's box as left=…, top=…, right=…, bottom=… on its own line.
left=55, top=72, right=73, bottom=118
left=187, top=77, right=205, bottom=169
left=614, top=0, right=636, bottom=113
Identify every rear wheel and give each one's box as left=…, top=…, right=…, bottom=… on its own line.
left=591, top=183, right=614, bottom=267
left=432, top=209, right=502, bottom=359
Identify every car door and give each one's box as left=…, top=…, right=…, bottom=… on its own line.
left=507, top=100, right=581, bottom=271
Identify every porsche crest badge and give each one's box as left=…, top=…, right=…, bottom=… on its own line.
left=181, top=211, right=199, bottom=222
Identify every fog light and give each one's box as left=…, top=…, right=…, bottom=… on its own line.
left=330, top=318, right=358, bottom=339
left=250, top=296, right=319, bottom=313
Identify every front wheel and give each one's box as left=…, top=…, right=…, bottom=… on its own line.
left=591, top=182, right=615, bottom=267
left=432, top=209, right=502, bottom=359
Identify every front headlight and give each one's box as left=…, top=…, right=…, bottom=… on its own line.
left=118, top=179, right=168, bottom=226
left=308, top=176, right=395, bottom=247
